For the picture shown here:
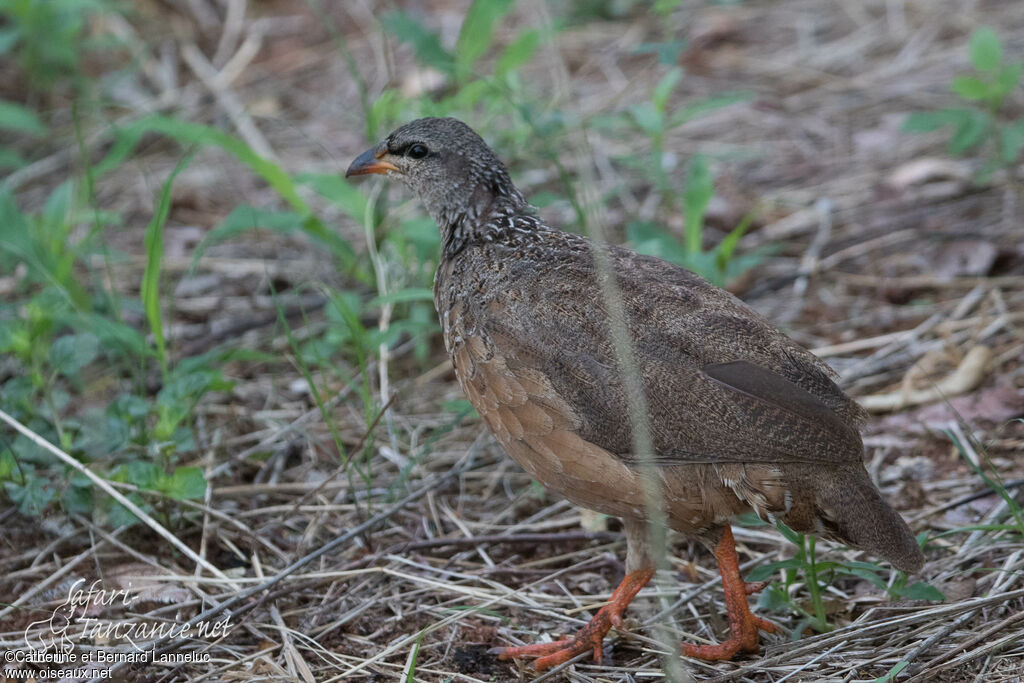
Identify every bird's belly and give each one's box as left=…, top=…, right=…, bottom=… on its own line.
left=500, top=436, right=647, bottom=520
left=499, top=436, right=752, bottom=533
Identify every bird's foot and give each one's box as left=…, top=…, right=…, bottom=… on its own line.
left=682, top=607, right=778, bottom=660
left=492, top=568, right=654, bottom=671
left=682, top=526, right=779, bottom=661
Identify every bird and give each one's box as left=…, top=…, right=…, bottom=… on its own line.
left=346, top=117, right=924, bottom=670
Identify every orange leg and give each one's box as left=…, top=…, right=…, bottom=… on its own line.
left=683, top=525, right=779, bottom=661
left=492, top=567, right=655, bottom=671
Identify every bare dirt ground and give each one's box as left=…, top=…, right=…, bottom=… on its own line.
left=3, top=0, right=1024, bottom=681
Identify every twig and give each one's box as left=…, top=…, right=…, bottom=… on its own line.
left=212, top=0, right=247, bottom=68
left=392, top=530, right=619, bottom=553
left=109, top=458, right=469, bottom=676
left=181, top=42, right=275, bottom=160
left=905, top=609, right=1024, bottom=681
left=0, top=408, right=239, bottom=590
left=857, top=346, right=992, bottom=413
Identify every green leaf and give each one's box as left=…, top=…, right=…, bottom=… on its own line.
left=5, top=475, right=54, bottom=516
left=845, top=567, right=888, bottom=590
left=871, top=661, right=909, bottom=683
left=756, top=584, right=794, bottom=612
left=652, top=67, right=683, bottom=112
left=902, top=109, right=971, bottom=133
left=790, top=616, right=818, bottom=640
left=715, top=210, right=756, bottom=272
left=0, top=99, right=45, bottom=136
left=48, top=332, right=99, bottom=376
left=734, top=511, right=767, bottom=527
left=892, top=581, right=945, bottom=602
left=496, top=28, right=540, bottom=79
left=668, top=92, right=751, bottom=129
left=12, top=438, right=52, bottom=468
left=104, top=116, right=336, bottom=262
left=626, top=220, right=688, bottom=265
left=0, top=146, right=26, bottom=170
left=949, top=111, right=990, bottom=154
left=369, top=288, right=435, bottom=307
left=627, top=102, right=663, bottom=136
left=678, top=250, right=722, bottom=285
left=121, top=461, right=161, bottom=489
left=442, top=398, right=476, bottom=416
left=294, top=173, right=369, bottom=223
left=634, top=40, right=688, bottom=66
left=42, top=179, right=73, bottom=231
left=93, top=123, right=145, bottom=176
left=155, top=367, right=232, bottom=440
left=366, top=89, right=403, bottom=141
left=683, top=154, right=713, bottom=253
left=840, top=560, right=888, bottom=573
left=746, top=558, right=806, bottom=582
left=196, top=207, right=357, bottom=280
left=404, top=629, right=427, bottom=682
left=455, top=0, right=516, bottom=81
left=394, top=216, right=441, bottom=262
left=107, top=494, right=149, bottom=527
left=969, top=27, right=1001, bottom=72
left=449, top=78, right=490, bottom=109
left=161, top=466, right=207, bottom=500
left=72, top=312, right=151, bottom=360
left=103, top=113, right=362, bottom=277
left=380, top=11, right=454, bottom=76
left=62, top=483, right=93, bottom=515
left=0, top=27, right=19, bottom=56
left=950, top=76, right=990, bottom=101
left=198, top=205, right=301, bottom=256
left=995, top=62, right=1023, bottom=98
left=0, top=450, right=16, bottom=479
left=142, top=154, right=193, bottom=376
left=999, top=120, right=1024, bottom=164
left=775, top=520, right=804, bottom=545
left=654, top=0, right=682, bottom=13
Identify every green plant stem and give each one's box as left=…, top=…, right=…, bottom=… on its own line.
left=651, top=132, right=669, bottom=200
left=805, top=536, right=830, bottom=631
left=43, top=384, right=65, bottom=447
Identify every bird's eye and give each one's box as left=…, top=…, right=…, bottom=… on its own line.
left=407, top=144, right=429, bottom=159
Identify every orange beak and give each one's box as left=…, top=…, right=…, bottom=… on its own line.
left=345, top=145, right=400, bottom=177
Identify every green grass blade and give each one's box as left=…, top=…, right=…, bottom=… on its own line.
left=683, top=154, right=713, bottom=254
left=142, top=152, right=194, bottom=379
left=455, top=0, right=516, bottom=82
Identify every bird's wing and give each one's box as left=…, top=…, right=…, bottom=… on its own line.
left=473, top=244, right=865, bottom=466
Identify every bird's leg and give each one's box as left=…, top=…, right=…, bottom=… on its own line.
left=492, top=567, right=654, bottom=671
left=683, top=524, right=778, bottom=661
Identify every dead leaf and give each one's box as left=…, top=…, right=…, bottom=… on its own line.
left=881, top=456, right=935, bottom=483
left=873, top=385, right=1024, bottom=436
left=938, top=577, right=977, bottom=602
left=400, top=67, right=446, bottom=97
left=106, top=562, right=191, bottom=604
left=934, top=240, right=999, bottom=279
left=887, top=157, right=971, bottom=191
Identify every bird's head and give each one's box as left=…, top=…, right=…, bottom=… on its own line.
left=345, top=117, right=524, bottom=230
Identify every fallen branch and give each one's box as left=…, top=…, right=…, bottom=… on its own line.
left=858, top=346, right=992, bottom=413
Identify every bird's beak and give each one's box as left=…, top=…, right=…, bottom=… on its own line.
left=345, top=145, right=400, bottom=177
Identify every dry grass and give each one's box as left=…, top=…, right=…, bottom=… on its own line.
left=3, top=0, right=1024, bottom=681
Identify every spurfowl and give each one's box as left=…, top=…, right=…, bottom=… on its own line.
left=346, top=117, right=923, bottom=670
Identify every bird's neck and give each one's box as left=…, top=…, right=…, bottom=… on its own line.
left=436, top=185, right=531, bottom=256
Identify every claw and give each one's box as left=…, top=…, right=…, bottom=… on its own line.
left=494, top=568, right=654, bottom=671
left=682, top=525, right=778, bottom=661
